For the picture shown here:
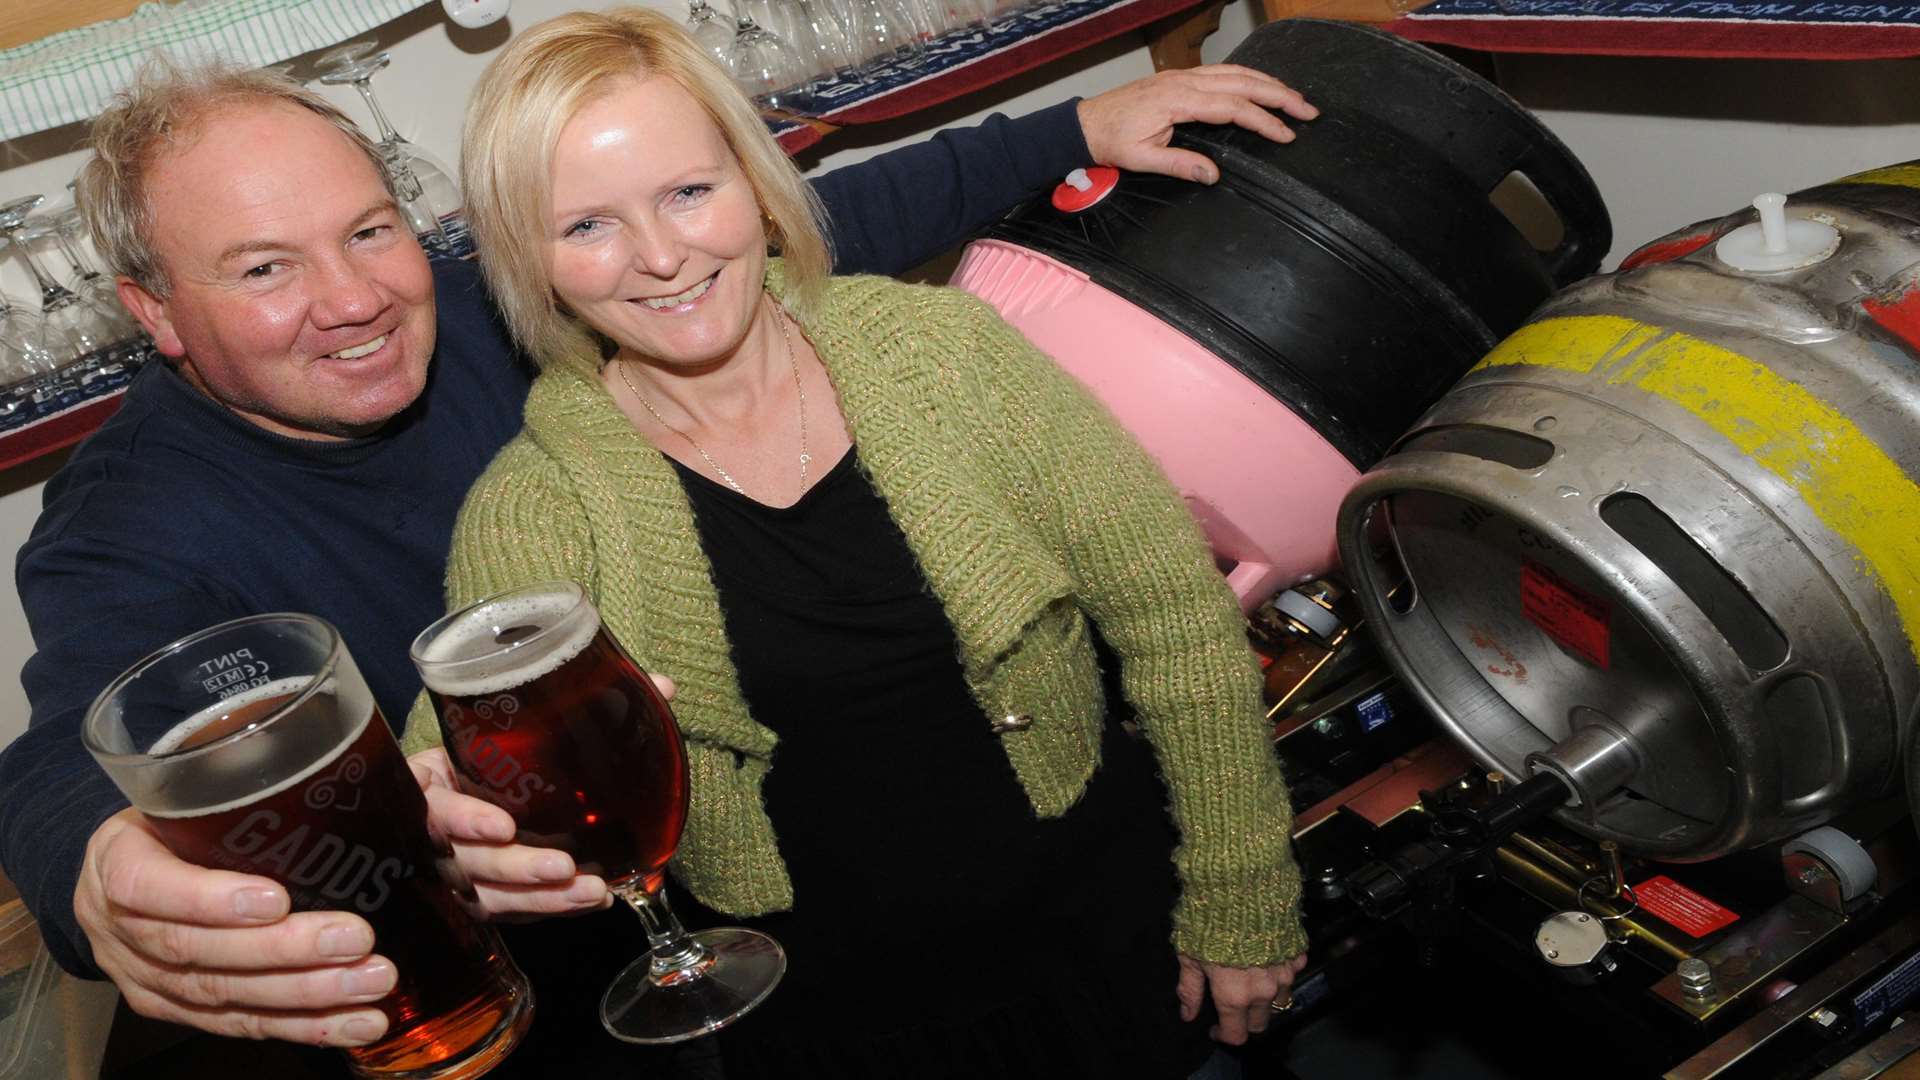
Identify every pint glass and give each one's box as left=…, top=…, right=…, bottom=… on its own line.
left=411, top=581, right=783, bottom=1044
left=82, top=614, right=533, bottom=1080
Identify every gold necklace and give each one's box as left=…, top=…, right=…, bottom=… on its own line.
left=617, top=300, right=808, bottom=498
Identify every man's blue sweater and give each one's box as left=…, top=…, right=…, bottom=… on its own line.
left=2, top=103, right=1090, bottom=975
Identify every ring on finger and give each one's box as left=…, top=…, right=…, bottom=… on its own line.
left=1269, top=991, right=1293, bottom=1012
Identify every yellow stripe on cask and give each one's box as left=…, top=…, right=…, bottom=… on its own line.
left=1836, top=163, right=1920, bottom=190
left=1474, top=314, right=1920, bottom=667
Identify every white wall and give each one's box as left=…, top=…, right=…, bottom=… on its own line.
left=0, top=453, right=65, bottom=738
left=1, top=0, right=1919, bottom=745
left=1497, top=52, right=1920, bottom=247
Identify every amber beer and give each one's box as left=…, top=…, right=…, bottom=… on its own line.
left=415, top=583, right=784, bottom=1045
left=413, top=583, right=687, bottom=890
left=84, top=615, right=532, bottom=1080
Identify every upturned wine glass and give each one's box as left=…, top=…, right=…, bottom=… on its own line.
left=897, top=0, right=945, bottom=47
left=0, top=292, right=55, bottom=388
left=742, top=0, right=813, bottom=71
left=728, top=15, right=816, bottom=113
left=34, top=209, right=142, bottom=343
left=262, top=60, right=308, bottom=85
left=788, top=0, right=862, bottom=84
left=842, top=0, right=924, bottom=66
left=315, top=39, right=381, bottom=73
left=686, top=0, right=739, bottom=71
left=0, top=196, right=117, bottom=366
left=317, top=50, right=472, bottom=258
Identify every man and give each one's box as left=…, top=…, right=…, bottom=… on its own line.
left=2, top=57, right=1314, bottom=1058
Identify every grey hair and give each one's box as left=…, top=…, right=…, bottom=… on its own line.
left=76, top=57, right=391, bottom=297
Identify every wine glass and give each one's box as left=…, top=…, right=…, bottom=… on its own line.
left=411, top=581, right=786, bottom=1045
left=728, top=14, right=816, bottom=114
left=0, top=196, right=118, bottom=366
left=0, top=314, right=52, bottom=393
left=934, top=0, right=993, bottom=31
left=686, top=0, right=739, bottom=71
left=261, top=60, right=308, bottom=85
left=316, top=39, right=381, bottom=71
left=317, top=50, right=472, bottom=259
left=0, top=248, right=58, bottom=413
left=842, top=0, right=923, bottom=67
left=0, top=280, right=57, bottom=382
left=742, top=0, right=818, bottom=76
left=898, top=0, right=946, bottom=45
left=34, top=209, right=142, bottom=343
left=788, top=0, right=861, bottom=86
left=981, top=0, right=1025, bottom=30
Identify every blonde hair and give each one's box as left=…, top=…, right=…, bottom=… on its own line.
left=463, top=7, right=830, bottom=369
left=78, top=59, right=389, bottom=297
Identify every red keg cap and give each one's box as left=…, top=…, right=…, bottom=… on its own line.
left=1051, top=167, right=1119, bottom=213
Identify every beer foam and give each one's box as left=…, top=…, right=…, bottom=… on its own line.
left=147, top=676, right=371, bottom=818
left=416, top=585, right=600, bottom=699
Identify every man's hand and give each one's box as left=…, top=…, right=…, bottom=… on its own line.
left=1077, top=65, right=1318, bottom=184
left=1175, top=950, right=1310, bottom=1045
left=410, top=748, right=609, bottom=919
left=76, top=808, right=395, bottom=1046
left=77, top=672, right=678, bottom=1046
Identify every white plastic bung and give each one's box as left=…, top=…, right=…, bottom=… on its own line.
left=1063, top=169, right=1094, bottom=193
left=1714, top=192, right=1841, bottom=272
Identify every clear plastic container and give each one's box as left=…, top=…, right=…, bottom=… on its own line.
left=0, top=899, right=118, bottom=1079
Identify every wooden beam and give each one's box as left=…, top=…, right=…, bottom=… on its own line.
left=1144, top=0, right=1228, bottom=71
left=0, top=0, right=179, bottom=51
left=1260, top=0, right=1410, bottom=23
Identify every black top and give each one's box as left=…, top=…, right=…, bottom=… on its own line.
left=664, top=448, right=1213, bottom=1079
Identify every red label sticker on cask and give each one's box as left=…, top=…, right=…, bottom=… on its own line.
left=1520, top=561, right=1611, bottom=669
left=1864, top=288, right=1920, bottom=354
left=1635, top=875, right=1740, bottom=938
left=1618, top=230, right=1714, bottom=271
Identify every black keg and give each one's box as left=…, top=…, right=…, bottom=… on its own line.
left=981, top=18, right=1611, bottom=467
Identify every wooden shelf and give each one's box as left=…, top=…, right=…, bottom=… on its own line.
left=1265, top=0, right=1407, bottom=22
left=0, top=0, right=174, bottom=51
left=771, top=0, right=1238, bottom=154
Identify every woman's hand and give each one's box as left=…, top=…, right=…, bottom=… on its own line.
left=410, top=674, right=677, bottom=920
left=1175, top=951, right=1310, bottom=1045
left=409, top=749, right=610, bottom=919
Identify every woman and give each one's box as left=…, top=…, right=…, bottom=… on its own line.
left=415, top=9, right=1306, bottom=1076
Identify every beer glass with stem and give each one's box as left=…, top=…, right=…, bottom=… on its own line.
left=82, top=614, right=534, bottom=1079
left=411, top=580, right=785, bottom=1044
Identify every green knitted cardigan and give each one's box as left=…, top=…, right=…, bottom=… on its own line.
left=404, top=264, right=1305, bottom=966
